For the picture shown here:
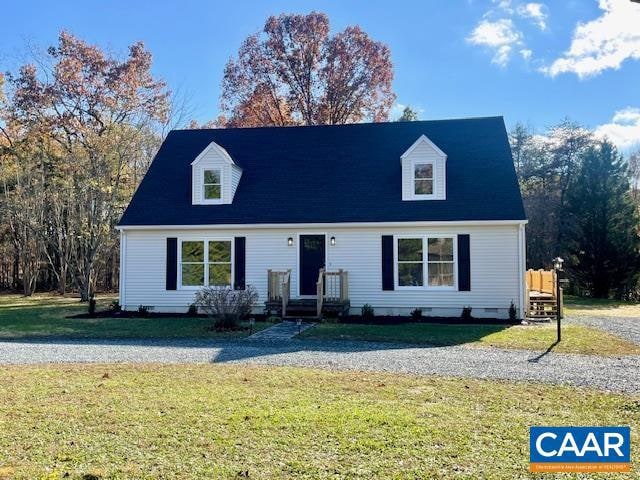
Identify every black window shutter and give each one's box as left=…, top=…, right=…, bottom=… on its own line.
left=234, top=237, right=246, bottom=290
left=381, top=235, right=394, bottom=291
left=458, top=234, right=471, bottom=291
left=166, top=237, right=177, bottom=290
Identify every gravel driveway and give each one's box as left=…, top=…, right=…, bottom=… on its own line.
left=1, top=337, right=638, bottom=394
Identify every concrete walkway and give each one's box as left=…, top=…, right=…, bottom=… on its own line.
left=1, top=337, right=638, bottom=394
left=247, top=320, right=315, bottom=340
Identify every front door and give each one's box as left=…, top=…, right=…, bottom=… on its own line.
left=299, top=235, right=326, bottom=295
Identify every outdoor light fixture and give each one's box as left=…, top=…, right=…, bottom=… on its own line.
left=330, top=236, right=336, bottom=246
left=553, top=257, right=564, bottom=271
left=553, top=256, right=564, bottom=342
left=287, top=237, right=293, bottom=246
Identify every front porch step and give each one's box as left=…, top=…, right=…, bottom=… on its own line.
left=265, top=298, right=350, bottom=318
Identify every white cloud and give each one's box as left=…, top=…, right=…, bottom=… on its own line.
left=467, top=18, right=523, bottom=66
left=543, top=0, right=640, bottom=78
left=595, top=107, right=640, bottom=150
left=520, top=48, right=533, bottom=60
left=517, top=3, right=548, bottom=30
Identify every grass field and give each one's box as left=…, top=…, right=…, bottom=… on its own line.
left=0, top=294, right=269, bottom=339
left=299, top=322, right=640, bottom=355
left=0, top=363, right=637, bottom=479
left=564, top=294, right=640, bottom=317
left=2, top=293, right=639, bottom=355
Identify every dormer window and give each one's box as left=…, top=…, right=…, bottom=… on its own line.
left=414, top=163, right=433, bottom=196
left=191, top=141, right=242, bottom=205
left=401, top=134, right=447, bottom=201
left=203, top=169, right=222, bottom=201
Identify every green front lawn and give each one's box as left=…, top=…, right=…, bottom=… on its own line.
left=565, top=294, right=640, bottom=317
left=0, top=364, right=637, bottom=479
left=300, top=322, right=640, bottom=355
left=0, top=293, right=269, bottom=339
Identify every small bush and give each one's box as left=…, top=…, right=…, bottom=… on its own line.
left=266, top=315, right=281, bottom=323
left=187, top=303, right=198, bottom=316
left=410, top=308, right=423, bottom=321
left=109, top=300, right=121, bottom=313
left=361, top=303, right=375, bottom=321
left=509, top=301, right=518, bottom=322
left=461, top=306, right=473, bottom=321
left=88, top=296, right=97, bottom=317
left=194, top=285, right=259, bottom=329
left=138, top=305, right=149, bottom=317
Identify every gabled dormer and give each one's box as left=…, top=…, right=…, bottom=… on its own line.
left=191, top=141, right=242, bottom=205
left=401, top=134, right=447, bottom=201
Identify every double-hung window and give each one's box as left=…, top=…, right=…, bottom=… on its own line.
left=203, top=169, right=221, bottom=201
left=427, top=237, right=455, bottom=287
left=397, top=238, right=424, bottom=287
left=396, top=235, right=456, bottom=288
left=180, top=239, right=232, bottom=288
left=181, top=241, right=205, bottom=287
left=413, top=163, right=433, bottom=196
left=208, top=241, right=232, bottom=286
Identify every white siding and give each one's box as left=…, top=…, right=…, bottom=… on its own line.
left=121, top=224, right=523, bottom=318
left=231, top=164, right=242, bottom=201
left=191, top=147, right=233, bottom=204
left=401, top=138, right=446, bottom=201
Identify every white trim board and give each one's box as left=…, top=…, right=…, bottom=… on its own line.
left=117, top=220, right=528, bottom=231
left=401, top=134, right=447, bottom=160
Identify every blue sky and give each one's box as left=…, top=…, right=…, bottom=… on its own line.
left=2, top=0, right=638, bottom=149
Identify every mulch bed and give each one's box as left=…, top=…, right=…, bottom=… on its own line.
left=69, top=310, right=517, bottom=325
left=333, top=315, right=517, bottom=326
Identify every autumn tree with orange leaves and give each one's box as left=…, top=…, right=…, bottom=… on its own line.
left=0, top=32, right=169, bottom=299
left=221, top=12, right=395, bottom=127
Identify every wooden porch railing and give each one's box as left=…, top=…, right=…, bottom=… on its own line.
left=316, top=268, right=349, bottom=317
left=525, top=269, right=563, bottom=318
left=526, top=269, right=556, bottom=295
left=267, top=269, right=291, bottom=317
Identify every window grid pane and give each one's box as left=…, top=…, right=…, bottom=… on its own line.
left=182, top=263, right=204, bottom=286
left=398, top=238, right=423, bottom=261
left=209, top=241, right=231, bottom=262
left=428, top=262, right=454, bottom=287
left=203, top=169, right=221, bottom=200
left=414, top=179, right=433, bottom=195
left=204, top=184, right=221, bottom=199
left=428, top=238, right=453, bottom=261
left=209, top=263, right=231, bottom=286
left=414, top=164, right=433, bottom=179
left=182, top=241, right=204, bottom=262
left=204, top=170, right=220, bottom=184
left=398, top=262, right=423, bottom=286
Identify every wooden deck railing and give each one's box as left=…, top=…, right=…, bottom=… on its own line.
left=526, top=269, right=556, bottom=295
left=316, top=268, right=349, bottom=317
left=525, top=268, right=563, bottom=318
left=267, top=269, right=291, bottom=317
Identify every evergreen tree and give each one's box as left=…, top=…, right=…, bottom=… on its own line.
left=562, top=141, right=640, bottom=298
left=396, top=106, right=419, bottom=122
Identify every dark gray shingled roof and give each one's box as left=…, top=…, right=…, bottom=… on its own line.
left=118, top=116, right=526, bottom=226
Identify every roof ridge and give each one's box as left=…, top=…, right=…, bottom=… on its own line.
left=171, top=115, right=504, bottom=133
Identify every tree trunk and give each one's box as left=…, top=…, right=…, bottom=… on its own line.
left=78, top=266, right=92, bottom=302
left=58, top=265, right=67, bottom=295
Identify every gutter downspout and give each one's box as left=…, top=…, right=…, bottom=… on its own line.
left=518, top=223, right=526, bottom=320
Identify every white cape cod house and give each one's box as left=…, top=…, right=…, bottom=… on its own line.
left=117, top=117, right=527, bottom=318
